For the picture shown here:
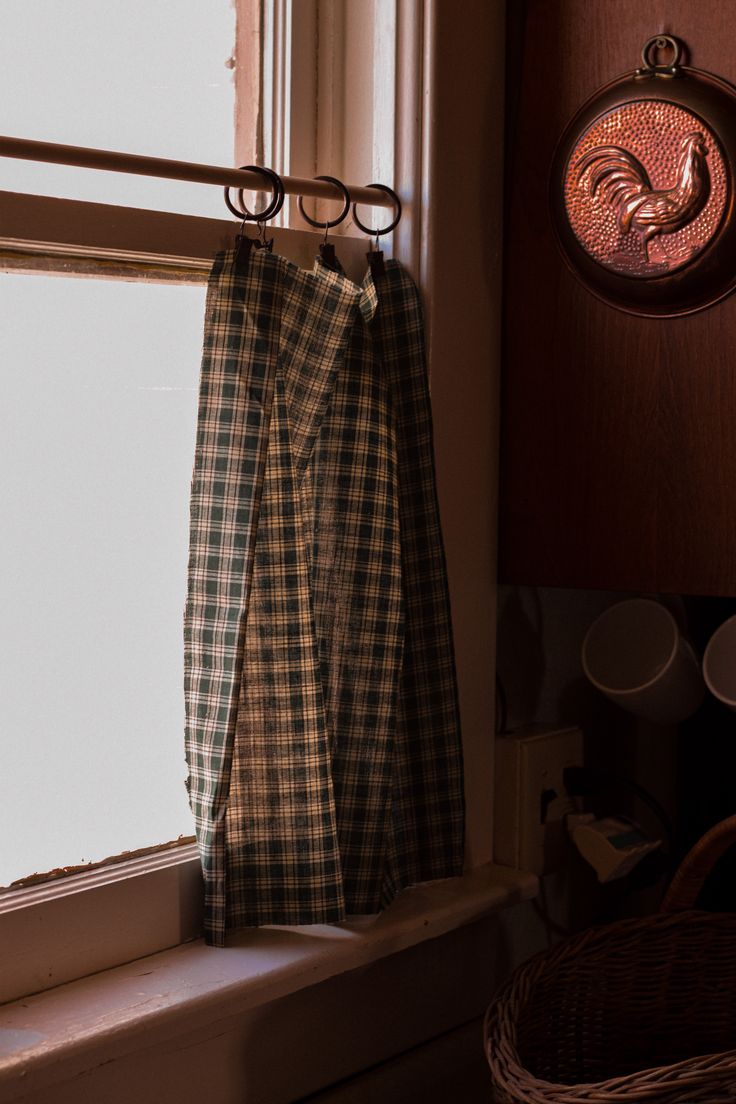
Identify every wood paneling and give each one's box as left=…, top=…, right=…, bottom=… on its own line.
left=499, top=0, right=736, bottom=595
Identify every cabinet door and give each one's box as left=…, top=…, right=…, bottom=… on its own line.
left=499, top=0, right=736, bottom=595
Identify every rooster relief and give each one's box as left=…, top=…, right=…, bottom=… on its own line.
left=575, top=131, right=710, bottom=268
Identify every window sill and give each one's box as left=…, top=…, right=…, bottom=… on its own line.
left=0, top=863, right=536, bottom=1102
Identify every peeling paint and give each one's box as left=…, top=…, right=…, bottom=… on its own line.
left=8, top=835, right=195, bottom=890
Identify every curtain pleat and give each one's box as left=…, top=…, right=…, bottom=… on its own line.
left=185, top=249, right=464, bottom=945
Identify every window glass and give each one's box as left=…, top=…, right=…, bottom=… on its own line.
left=0, top=274, right=200, bottom=886
left=0, top=0, right=236, bottom=217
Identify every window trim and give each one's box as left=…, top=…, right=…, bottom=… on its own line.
left=0, top=846, right=202, bottom=1006
left=0, top=865, right=536, bottom=1103
left=0, top=191, right=371, bottom=284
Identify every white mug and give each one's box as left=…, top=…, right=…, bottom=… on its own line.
left=703, top=614, right=736, bottom=711
left=582, top=598, right=704, bottom=724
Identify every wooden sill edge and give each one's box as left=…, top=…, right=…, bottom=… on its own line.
left=0, top=864, right=537, bottom=1099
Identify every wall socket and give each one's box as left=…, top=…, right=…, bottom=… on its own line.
left=494, top=724, right=584, bottom=875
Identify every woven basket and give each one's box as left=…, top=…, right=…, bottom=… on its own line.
left=484, top=816, right=736, bottom=1103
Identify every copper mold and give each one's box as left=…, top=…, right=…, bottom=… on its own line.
left=550, top=37, right=736, bottom=316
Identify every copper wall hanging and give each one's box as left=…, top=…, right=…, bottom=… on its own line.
left=550, top=36, right=736, bottom=316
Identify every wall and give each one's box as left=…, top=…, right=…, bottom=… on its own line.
left=495, top=0, right=736, bottom=923
left=500, top=0, right=736, bottom=595
left=497, top=579, right=736, bottom=921
left=496, top=585, right=679, bottom=870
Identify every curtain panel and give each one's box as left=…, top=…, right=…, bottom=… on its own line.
left=184, top=248, right=464, bottom=945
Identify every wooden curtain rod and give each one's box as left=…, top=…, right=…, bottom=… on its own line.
left=0, top=135, right=395, bottom=209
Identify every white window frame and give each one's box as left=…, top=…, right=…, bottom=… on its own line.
left=0, top=0, right=502, bottom=1009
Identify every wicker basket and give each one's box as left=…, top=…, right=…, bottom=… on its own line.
left=484, top=816, right=736, bottom=1103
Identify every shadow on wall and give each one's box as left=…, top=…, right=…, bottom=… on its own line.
left=496, top=587, right=736, bottom=909
left=496, top=585, right=642, bottom=735
left=495, top=585, right=682, bottom=878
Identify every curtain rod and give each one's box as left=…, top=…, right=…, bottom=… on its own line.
left=0, top=135, right=395, bottom=209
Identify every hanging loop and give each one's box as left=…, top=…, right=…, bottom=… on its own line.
left=297, top=175, right=351, bottom=238
left=352, top=183, right=402, bottom=238
left=637, top=35, right=683, bottom=78
left=224, top=164, right=284, bottom=221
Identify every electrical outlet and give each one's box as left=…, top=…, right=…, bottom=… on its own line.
left=494, top=724, right=584, bottom=875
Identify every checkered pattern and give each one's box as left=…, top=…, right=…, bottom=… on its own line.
left=371, top=262, right=465, bottom=900
left=185, top=249, right=464, bottom=945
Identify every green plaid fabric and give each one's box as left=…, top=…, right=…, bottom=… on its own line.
left=185, top=249, right=464, bottom=945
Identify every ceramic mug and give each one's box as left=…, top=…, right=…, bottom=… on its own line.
left=582, top=598, right=704, bottom=724
left=703, top=614, right=736, bottom=711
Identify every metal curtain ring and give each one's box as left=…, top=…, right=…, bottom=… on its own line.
left=224, top=165, right=284, bottom=221
left=297, top=175, right=351, bottom=230
left=352, top=183, right=402, bottom=238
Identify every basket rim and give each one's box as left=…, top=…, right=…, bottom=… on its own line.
left=484, top=1026, right=736, bottom=1103
left=484, top=909, right=736, bottom=1100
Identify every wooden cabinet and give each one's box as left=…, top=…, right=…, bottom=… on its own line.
left=499, top=0, right=736, bottom=595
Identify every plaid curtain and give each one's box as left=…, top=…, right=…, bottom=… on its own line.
left=184, top=248, right=464, bottom=945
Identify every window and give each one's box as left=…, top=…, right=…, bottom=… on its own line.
left=1, top=0, right=237, bottom=217
left=1, top=0, right=502, bottom=1018
left=1, top=0, right=422, bottom=1005
left=1, top=0, right=240, bottom=896
left=1, top=275, right=200, bottom=886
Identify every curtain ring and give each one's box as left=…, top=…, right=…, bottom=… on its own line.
left=352, top=184, right=402, bottom=238
left=297, top=175, right=351, bottom=238
left=224, top=165, right=285, bottom=222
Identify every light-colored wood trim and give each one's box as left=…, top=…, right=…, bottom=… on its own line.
left=0, top=846, right=203, bottom=1006
left=316, top=0, right=347, bottom=204
left=416, top=0, right=505, bottom=869
left=370, top=0, right=398, bottom=189
left=0, top=191, right=371, bottom=284
left=340, top=1, right=380, bottom=193
left=260, top=0, right=290, bottom=222
left=393, top=0, right=425, bottom=282
left=234, top=0, right=264, bottom=168
left=286, top=0, right=319, bottom=227
left=0, top=190, right=230, bottom=269
left=0, top=864, right=537, bottom=1101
